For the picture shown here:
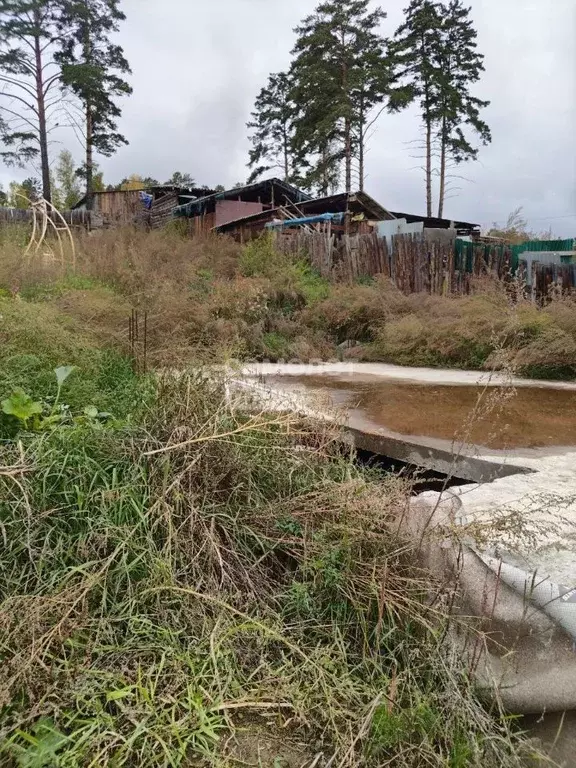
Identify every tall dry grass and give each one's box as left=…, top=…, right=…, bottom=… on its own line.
left=1, top=225, right=575, bottom=377
left=0, top=369, right=546, bottom=766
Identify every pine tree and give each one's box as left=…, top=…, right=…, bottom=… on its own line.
left=56, top=0, right=131, bottom=207
left=247, top=72, right=297, bottom=183
left=435, top=0, right=491, bottom=218
left=290, top=0, right=389, bottom=194
left=389, top=0, right=443, bottom=217
left=309, top=140, right=342, bottom=196
left=0, top=0, right=62, bottom=202
left=166, top=171, right=195, bottom=187
left=352, top=45, right=393, bottom=191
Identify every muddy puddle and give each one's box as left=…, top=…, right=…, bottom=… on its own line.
left=266, top=374, right=576, bottom=450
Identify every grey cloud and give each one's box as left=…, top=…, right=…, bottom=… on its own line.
left=1, top=0, right=574, bottom=235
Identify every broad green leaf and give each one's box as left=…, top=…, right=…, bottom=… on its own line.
left=84, top=405, right=99, bottom=419
left=1, top=389, right=43, bottom=422
left=54, top=366, right=76, bottom=387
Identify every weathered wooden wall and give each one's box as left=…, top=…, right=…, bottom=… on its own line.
left=150, top=193, right=179, bottom=229
left=93, top=190, right=145, bottom=225
left=187, top=213, right=216, bottom=237
left=275, top=231, right=391, bottom=281
left=532, top=263, right=576, bottom=297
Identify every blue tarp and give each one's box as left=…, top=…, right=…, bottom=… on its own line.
left=265, top=213, right=345, bottom=229
left=139, top=191, right=153, bottom=210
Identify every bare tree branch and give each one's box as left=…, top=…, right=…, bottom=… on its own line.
left=0, top=92, right=39, bottom=118
left=0, top=76, right=39, bottom=103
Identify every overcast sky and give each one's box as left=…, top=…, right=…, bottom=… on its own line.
left=4, top=0, right=576, bottom=235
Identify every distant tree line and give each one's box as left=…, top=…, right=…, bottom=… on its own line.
left=247, top=0, right=491, bottom=218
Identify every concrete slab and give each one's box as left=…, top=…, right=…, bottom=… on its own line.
left=235, top=363, right=576, bottom=712
left=233, top=376, right=531, bottom=483
left=239, top=365, right=576, bottom=585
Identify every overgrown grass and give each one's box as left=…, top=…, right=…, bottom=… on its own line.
left=1, top=227, right=575, bottom=377
left=0, top=329, right=545, bottom=766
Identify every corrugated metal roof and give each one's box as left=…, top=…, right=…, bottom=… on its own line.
left=389, top=211, right=479, bottom=230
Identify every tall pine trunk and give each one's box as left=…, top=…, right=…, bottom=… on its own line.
left=282, top=124, right=289, bottom=181
left=83, top=1, right=94, bottom=209
left=344, top=115, right=352, bottom=194
left=320, top=144, right=329, bottom=196
left=437, top=113, right=447, bottom=219
left=358, top=93, right=365, bottom=193
left=342, top=48, right=351, bottom=194
left=424, top=78, right=432, bottom=218
left=33, top=11, right=51, bottom=203
left=358, top=132, right=364, bottom=192
left=85, top=104, right=94, bottom=209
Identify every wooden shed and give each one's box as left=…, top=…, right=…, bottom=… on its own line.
left=72, top=189, right=147, bottom=226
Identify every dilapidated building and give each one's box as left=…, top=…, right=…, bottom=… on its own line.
left=72, top=184, right=217, bottom=228
left=71, top=176, right=481, bottom=244
left=172, top=178, right=312, bottom=236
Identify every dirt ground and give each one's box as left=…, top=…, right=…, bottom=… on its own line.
left=221, top=719, right=318, bottom=767
left=279, top=375, right=576, bottom=450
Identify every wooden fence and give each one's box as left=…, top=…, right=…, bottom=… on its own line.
left=0, top=207, right=95, bottom=228
left=275, top=230, right=516, bottom=296
left=532, top=263, right=576, bottom=297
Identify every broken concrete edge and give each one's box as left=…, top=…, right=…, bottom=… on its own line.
left=408, top=497, right=576, bottom=713
left=344, top=426, right=532, bottom=484
left=229, top=378, right=576, bottom=714
left=232, top=373, right=576, bottom=712
left=230, top=376, right=533, bottom=484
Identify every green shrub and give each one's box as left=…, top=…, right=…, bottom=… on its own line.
left=262, top=331, right=291, bottom=359
left=240, top=238, right=329, bottom=307
left=239, top=233, right=281, bottom=278
left=20, top=273, right=107, bottom=301
left=0, top=298, right=148, bottom=434
left=288, top=260, right=330, bottom=304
